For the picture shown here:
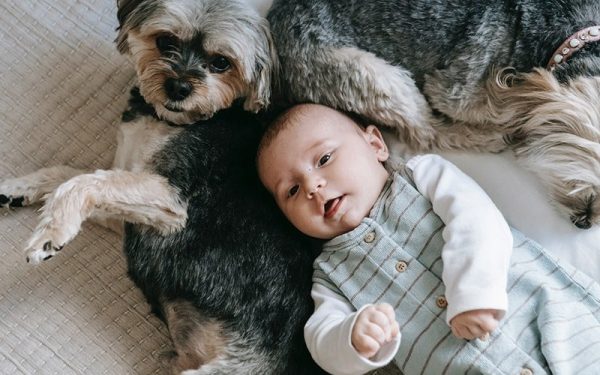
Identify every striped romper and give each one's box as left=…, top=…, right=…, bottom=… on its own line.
left=313, top=172, right=600, bottom=374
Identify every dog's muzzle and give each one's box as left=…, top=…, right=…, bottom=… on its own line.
left=165, top=78, right=193, bottom=101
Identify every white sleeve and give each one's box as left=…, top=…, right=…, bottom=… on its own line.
left=304, top=283, right=400, bottom=375
left=405, top=154, right=512, bottom=324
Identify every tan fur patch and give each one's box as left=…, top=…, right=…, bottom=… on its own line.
left=164, top=300, right=227, bottom=372
left=483, top=68, right=600, bottom=226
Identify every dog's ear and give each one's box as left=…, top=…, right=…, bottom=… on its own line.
left=115, top=0, right=145, bottom=54
left=243, top=20, right=280, bottom=113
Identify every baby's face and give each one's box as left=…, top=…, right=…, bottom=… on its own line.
left=259, top=105, right=389, bottom=239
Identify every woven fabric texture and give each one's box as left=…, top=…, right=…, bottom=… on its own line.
left=2, top=1, right=600, bottom=375
left=0, top=1, right=169, bottom=374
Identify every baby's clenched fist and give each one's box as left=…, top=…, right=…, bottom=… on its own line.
left=351, top=303, right=400, bottom=358
left=450, top=309, right=500, bottom=340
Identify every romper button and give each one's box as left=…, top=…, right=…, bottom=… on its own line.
left=395, top=261, right=408, bottom=273
left=364, top=231, right=376, bottom=243
left=519, top=368, right=533, bottom=375
left=435, top=296, right=448, bottom=308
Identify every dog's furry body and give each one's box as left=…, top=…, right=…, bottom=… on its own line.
left=121, top=95, right=322, bottom=374
left=265, top=0, right=600, bottom=229
left=1, top=89, right=324, bottom=374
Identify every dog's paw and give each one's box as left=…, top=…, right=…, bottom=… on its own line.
left=25, top=240, right=64, bottom=264
left=559, top=183, right=600, bottom=229
left=569, top=197, right=596, bottom=229
left=25, top=226, right=67, bottom=264
left=0, top=194, right=27, bottom=208
left=0, top=178, right=38, bottom=208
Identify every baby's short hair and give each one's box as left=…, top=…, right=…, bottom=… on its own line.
left=257, top=104, right=368, bottom=159
left=258, top=106, right=302, bottom=158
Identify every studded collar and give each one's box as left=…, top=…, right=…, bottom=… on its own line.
left=547, top=26, right=600, bottom=71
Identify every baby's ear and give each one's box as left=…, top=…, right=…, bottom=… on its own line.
left=365, top=125, right=389, bottom=162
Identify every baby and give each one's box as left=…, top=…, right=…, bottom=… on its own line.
left=257, top=104, right=600, bottom=375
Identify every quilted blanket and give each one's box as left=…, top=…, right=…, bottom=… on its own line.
left=0, top=1, right=167, bottom=374
left=2, top=1, right=599, bottom=374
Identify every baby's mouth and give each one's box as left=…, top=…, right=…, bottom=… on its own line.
left=324, top=196, right=344, bottom=218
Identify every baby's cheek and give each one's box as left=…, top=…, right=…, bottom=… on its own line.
left=343, top=211, right=364, bottom=231
left=289, top=213, right=324, bottom=238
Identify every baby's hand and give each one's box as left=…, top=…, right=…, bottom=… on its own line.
left=351, top=303, right=400, bottom=358
left=450, top=309, right=500, bottom=340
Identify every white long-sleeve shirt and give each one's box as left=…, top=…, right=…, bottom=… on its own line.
left=304, top=154, right=513, bottom=375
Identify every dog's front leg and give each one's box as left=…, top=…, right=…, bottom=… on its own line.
left=281, top=46, right=436, bottom=148
left=279, top=46, right=506, bottom=152
left=25, top=169, right=187, bottom=264
left=0, top=165, right=85, bottom=208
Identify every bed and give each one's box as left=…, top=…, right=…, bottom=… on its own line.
left=1, top=0, right=599, bottom=373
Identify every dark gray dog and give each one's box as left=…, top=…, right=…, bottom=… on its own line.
left=266, top=0, right=600, bottom=229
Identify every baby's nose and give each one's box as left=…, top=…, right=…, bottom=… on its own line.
left=306, top=184, right=321, bottom=199
left=302, top=174, right=326, bottom=199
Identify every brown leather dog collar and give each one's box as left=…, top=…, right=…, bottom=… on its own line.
left=547, top=26, right=600, bottom=70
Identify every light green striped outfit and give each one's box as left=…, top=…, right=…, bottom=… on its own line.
left=314, top=173, right=600, bottom=374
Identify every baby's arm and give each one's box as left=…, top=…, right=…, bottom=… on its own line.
left=305, top=283, right=400, bottom=374
left=406, top=154, right=513, bottom=338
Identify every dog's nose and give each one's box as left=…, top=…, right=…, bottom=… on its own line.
left=165, top=78, right=193, bottom=101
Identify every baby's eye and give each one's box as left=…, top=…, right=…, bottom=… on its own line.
left=318, top=153, right=331, bottom=167
left=287, top=185, right=299, bottom=197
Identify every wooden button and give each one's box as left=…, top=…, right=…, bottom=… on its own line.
left=435, top=295, right=447, bottom=308
left=364, top=231, right=376, bottom=243
left=395, top=261, right=408, bottom=273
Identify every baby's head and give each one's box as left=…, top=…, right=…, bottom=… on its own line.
left=258, top=104, right=390, bottom=240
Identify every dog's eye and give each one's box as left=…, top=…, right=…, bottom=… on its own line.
left=209, top=56, right=231, bottom=73
left=156, top=34, right=179, bottom=53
